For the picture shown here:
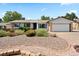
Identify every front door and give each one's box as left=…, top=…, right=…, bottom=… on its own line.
left=33, top=23, right=37, bottom=29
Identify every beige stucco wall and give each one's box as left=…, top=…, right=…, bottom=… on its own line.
left=47, top=21, right=52, bottom=32
left=6, top=24, right=13, bottom=29
left=72, top=22, right=79, bottom=30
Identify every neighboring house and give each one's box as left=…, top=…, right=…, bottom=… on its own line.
left=49, top=18, right=73, bottom=32
left=10, top=20, right=49, bottom=30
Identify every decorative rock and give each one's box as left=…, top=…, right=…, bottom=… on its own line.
left=25, top=51, right=31, bottom=56
left=6, top=50, right=14, bottom=56
left=0, top=49, right=20, bottom=56
left=0, top=49, right=44, bottom=56
left=21, top=50, right=31, bottom=56
left=0, top=49, right=3, bottom=56
left=74, top=45, right=79, bottom=53
left=30, top=53, right=35, bottom=56
left=75, top=48, right=79, bottom=52
left=21, top=53, right=26, bottom=56
left=13, top=49, right=21, bottom=55
left=35, top=52, right=42, bottom=56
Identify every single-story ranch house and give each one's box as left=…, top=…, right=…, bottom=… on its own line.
left=10, top=20, right=49, bottom=30
left=0, top=17, right=77, bottom=32
left=0, top=20, right=49, bottom=31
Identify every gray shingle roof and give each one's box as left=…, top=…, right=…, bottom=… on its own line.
left=10, top=20, right=49, bottom=23
left=52, top=18, right=73, bottom=24
left=74, top=19, right=79, bottom=22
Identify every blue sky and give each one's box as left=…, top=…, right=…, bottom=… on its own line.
left=0, top=3, right=79, bottom=19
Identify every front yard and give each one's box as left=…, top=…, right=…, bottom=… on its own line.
left=0, top=28, right=79, bottom=55
left=0, top=35, right=69, bottom=56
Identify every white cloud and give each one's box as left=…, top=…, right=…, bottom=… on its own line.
left=68, top=10, right=77, bottom=14
left=2, top=12, right=6, bottom=16
left=41, top=8, right=46, bottom=12
left=60, top=3, right=72, bottom=6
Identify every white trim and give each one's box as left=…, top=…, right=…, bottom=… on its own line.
left=37, top=23, right=38, bottom=29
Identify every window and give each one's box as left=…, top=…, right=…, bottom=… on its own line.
left=14, top=23, right=20, bottom=27
left=24, top=23, right=30, bottom=27
left=20, top=23, right=24, bottom=27
left=26, top=23, right=30, bottom=27
left=39, top=24, right=47, bottom=28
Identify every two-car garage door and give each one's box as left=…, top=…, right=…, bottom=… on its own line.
left=52, top=23, right=70, bottom=32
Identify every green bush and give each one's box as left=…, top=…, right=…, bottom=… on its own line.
left=25, top=29, right=36, bottom=37
left=15, top=29, right=24, bottom=35
left=9, top=29, right=15, bottom=32
left=19, top=27, right=24, bottom=30
left=36, top=29, right=48, bottom=37
left=0, top=30, right=7, bottom=37
left=24, top=27, right=30, bottom=32
left=7, top=31, right=17, bottom=37
left=19, top=27, right=30, bottom=32
left=5, top=28, right=10, bottom=31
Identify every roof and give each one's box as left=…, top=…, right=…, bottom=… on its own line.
left=10, top=20, right=49, bottom=23
left=52, top=18, right=73, bottom=24
left=74, top=19, right=79, bottom=22
left=0, top=23, right=10, bottom=26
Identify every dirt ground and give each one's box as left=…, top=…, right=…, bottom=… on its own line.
left=0, top=33, right=79, bottom=56
left=0, top=35, right=70, bottom=56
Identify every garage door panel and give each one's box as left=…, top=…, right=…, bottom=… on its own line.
left=52, top=24, right=69, bottom=32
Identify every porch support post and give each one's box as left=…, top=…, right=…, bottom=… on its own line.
left=30, top=23, right=33, bottom=29
left=46, top=24, right=48, bottom=30
left=37, top=23, right=39, bottom=29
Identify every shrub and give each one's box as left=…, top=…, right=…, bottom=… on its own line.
left=5, top=28, right=10, bottom=31
left=19, top=27, right=30, bottom=32
left=25, top=29, right=36, bottom=37
left=9, top=29, right=15, bottom=32
left=19, top=27, right=24, bottom=30
left=8, top=32, right=17, bottom=37
left=15, top=29, right=24, bottom=35
left=24, top=27, right=30, bottom=32
left=0, top=30, right=7, bottom=37
left=36, top=29, right=48, bottom=37
left=6, top=31, right=17, bottom=37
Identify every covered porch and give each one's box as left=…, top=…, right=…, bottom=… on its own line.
left=10, top=20, right=49, bottom=30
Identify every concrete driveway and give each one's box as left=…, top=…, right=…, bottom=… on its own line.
left=49, top=32, right=79, bottom=45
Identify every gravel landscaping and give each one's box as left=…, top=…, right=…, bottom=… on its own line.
left=0, top=35, right=69, bottom=50
left=0, top=35, right=70, bottom=56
